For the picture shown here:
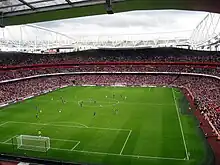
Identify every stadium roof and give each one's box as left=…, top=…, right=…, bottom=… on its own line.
left=0, top=0, right=220, bottom=26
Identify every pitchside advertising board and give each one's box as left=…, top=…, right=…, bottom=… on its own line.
left=45, top=48, right=75, bottom=54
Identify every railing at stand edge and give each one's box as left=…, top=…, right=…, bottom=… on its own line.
left=0, top=61, right=220, bottom=70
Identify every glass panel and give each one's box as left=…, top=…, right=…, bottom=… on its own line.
left=31, top=0, right=67, bottom=8
left=0, top=0, right=22, bottom=8
left=70, top=0, right=90, bottom=2
left=1, top=5, right=30, bottom=12
left=25, top=0, right=41, bottom=2
left=25, top=0, right=48, bottom=2
left=0, top=0, right=93, bottom=13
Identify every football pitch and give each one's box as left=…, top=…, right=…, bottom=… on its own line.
left=0, top=86, right=210, bottom=165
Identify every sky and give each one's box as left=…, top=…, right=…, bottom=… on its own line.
left=34, top=10, right=207, bottom=40
left=0, top=10, right=208, bottom=41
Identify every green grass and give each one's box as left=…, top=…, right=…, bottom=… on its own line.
left=0, top=86, right=209, bottom=165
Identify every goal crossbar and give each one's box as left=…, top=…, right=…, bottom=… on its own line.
left=16, top=135, right=50, bottom=152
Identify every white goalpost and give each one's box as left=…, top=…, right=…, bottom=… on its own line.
left=16, top=135, right=50, bottom=152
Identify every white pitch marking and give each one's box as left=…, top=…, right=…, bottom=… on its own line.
left=0, top=141, right=71, bottom=152
left=0, top=121, right=9, bottom=127
left=51, top=138, right=79, bottom=143
left=116, top=102, right=175, bottom=106
left=89, top=126, right=130, bottom=131
left=40, top=99, right=173, bottom=107
left=3, top=135, right=18, bottom=143
left=120, top=130, right=132, bottom=155
left=8, top=121, right=130, bottom=132
left=72, top=149, right=187, bottom=161
left=77, top=98, right=120, bottom=108
left=71, top=141, right=80, bottom=151
left=0, top=142, right=187, bottom=161
left=51, top=147, right=71, bottom=151
left=50, top=121, right=88, bottom=128
left=172, top=88, right=189, bottom=160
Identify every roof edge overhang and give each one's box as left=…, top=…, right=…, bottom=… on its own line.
left=1, top=0, right=220, bottom=26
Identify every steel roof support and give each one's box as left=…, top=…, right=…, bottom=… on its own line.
left=18, top=0, right=35, bottom=10
left=0, top=0, right=54, bottom=10
left=64, top=0, right=72, bottom=5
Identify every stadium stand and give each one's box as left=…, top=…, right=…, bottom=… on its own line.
left=0, top=161, right=17, bottom=165
left=0, top=48, right=219, bottom=66
left=0, top=47, right=220, bottom=165
left=0, top=65, right=220, bottom=81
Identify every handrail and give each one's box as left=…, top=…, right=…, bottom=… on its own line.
left=1, top=71, right=220, bottom=84
left=0, top=61, right=220, bottom=70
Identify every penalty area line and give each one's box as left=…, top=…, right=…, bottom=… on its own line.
left=71, top=141, right=80, bottom=151
left=8, top=121, right=130, bottom=131
left=3, top=135, right=18, bottom=143
left=0, top=121, right=9, bottom=127
left=120, top=130, right=132, bottom=155
left=0, top=142, right=188, bottom=161
left=49, top=121, right=88, bottom=128
left=72, top=149, right=187, bottom=161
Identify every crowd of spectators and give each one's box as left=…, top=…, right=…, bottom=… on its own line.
left=0, top=76, right=69, bottom=103
left=0, top=48, right=220, bottom=66
left=0, top=65, right=219, bottom=81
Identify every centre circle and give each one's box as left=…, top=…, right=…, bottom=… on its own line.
left=78, top=98, right=119, bottom=108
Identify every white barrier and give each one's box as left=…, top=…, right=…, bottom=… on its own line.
left=1, top=71, right=220, bottom=84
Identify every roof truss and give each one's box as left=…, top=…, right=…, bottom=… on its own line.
left=17, top=0, right=35, bottom=10
left=0, top=0, right=109, bottom=17
left=1, top=0, right=220, bottom=26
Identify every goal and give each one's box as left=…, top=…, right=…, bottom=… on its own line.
left=16, top=135, right=50, bottom=152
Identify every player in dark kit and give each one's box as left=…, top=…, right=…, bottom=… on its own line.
left=35, top=106, right=40, bottom=113
left=60, top=96, right=65, bottom=104
left=79, top=101, right=83, bottom=107
left=115, top=109, right=119, bottom=115
left=93, top=112, right=96, bottom=117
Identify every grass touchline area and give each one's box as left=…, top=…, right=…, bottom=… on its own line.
left=172, top=88, right=189, bottom=160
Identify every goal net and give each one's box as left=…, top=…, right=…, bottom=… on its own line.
left=16, top=135, right=50, bottom=152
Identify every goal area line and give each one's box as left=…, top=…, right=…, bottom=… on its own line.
left=1, top=135, right=81, bottom=152
left=0, top=133, right=188, bottom=162
left=0, top=120, right=189, bottom=162
left=0, top=141, right=188, bottom=161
